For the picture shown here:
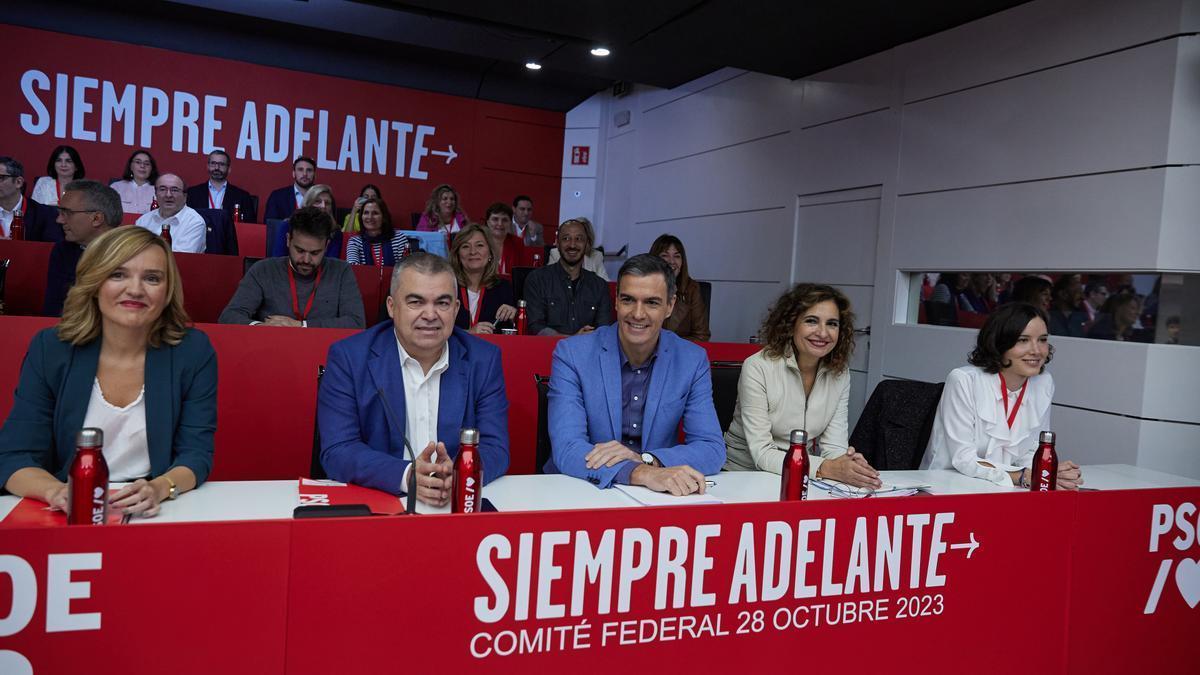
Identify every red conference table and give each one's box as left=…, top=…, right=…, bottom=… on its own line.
left=2, top=467, right=1198, bottom=675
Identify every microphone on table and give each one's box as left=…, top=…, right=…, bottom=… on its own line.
left=377, top=387, right=419, bottom=516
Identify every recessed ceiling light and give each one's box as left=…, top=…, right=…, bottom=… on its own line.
left=525, top=62, right=542, bottom=70
left=590, top=47, right=611, bottom=57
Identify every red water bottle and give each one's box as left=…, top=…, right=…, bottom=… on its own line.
left=780, top=429, right=809, bottom=501
left=1030, top=430, right=1058, bottom=492
left=233, top=203, right=242, bottom=223
left=532, top=252, right=542, bottom=267
left=67, top=428, right=109, bottom=525
left=160, top=222, right=172, bottom=247
left=516, top=299, right=528, bottom=335
left=9, top=211, right=24, bottom=240
left=452, top=428, right=483, bottom=513
left=151, top=197, right=159, bottom=210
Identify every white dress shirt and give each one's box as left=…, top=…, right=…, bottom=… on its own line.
left=0, top=195, right=24, bottom=238
left=110, top=180, right=155, bottom=214
left=396, top=335, right=450, bottom=491
left=208, top=181, right=226, bottom=209
left=135, top=205, right=207, bottom=253
left=922, top=365, right=1054, bottom=486
left=81, top=379, right=151, bottom=482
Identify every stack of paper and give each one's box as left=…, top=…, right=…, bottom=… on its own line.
left=614, top=484, right=724, bottom=506
left=810, top=478, right=931, bottom=499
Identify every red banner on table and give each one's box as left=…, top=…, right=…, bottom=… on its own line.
left=0, top=520, right=291, bottom=675
left=285, top=493, right=1076, bottom=674
left=1067, top=488, right=1200, bottom=675
left=297, top=477, right=404, bottom=515
left=0, top=24, right=564, bottom=224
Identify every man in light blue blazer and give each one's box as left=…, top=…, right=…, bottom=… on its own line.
left=318, top=253, right=509, bottom=506
left=547, top=254, right=724, bottom=495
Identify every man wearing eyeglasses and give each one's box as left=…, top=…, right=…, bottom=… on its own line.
left=42, top=180, right=121, bottom=316
left=135, top=174, right=206, bottom=252
left=186, top=150, right=257, bottom=223
left=0, top=156, right=28, bottom=239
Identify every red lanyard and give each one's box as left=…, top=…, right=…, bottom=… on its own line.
left=371, top=242, right=384, bottom=269
left=207, top=187, right=222, bottom=208
left=460, top=286, right=485, bottom=327
left=288, top=263, right=324, bottom=321
left=998, top=373, right=1028, bottom=429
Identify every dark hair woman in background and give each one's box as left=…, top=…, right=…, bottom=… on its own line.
left=649, top=234, right=710, bottom=342
left=110, top=149, right=160, bottom=214
left=345, top=197, right=412, bottom=266
left=32, top=145, right=86, bottom=206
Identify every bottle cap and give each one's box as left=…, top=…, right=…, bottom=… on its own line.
left=789, top=429, right=807, bottom=445
left=518, top=299, right=527, bottom=308
left=460, top=428, right=480, bottom=445
left=77, top=427, right=104, bottom=447
left=1040, top=430, right=1056, bottom=444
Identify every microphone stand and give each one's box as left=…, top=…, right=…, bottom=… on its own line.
left=377, top=387, right=419, bottom=515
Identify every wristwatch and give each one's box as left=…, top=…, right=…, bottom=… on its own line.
left=640, top=453, right=657, bottom=466
left=163, top=474, right=178, bottom=500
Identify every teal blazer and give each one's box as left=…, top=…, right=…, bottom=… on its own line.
left=0, top=327, right=218, bottom=492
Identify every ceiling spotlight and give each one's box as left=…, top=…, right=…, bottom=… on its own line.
left=590, top=47, right=611, bottom=57
left=525, top=62, right=542, bottom=70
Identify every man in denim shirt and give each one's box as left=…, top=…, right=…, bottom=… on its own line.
left=523, top=219, right=612, bottom=335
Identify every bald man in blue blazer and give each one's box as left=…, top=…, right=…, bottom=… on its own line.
left=546, top=255, right=724, bottom=495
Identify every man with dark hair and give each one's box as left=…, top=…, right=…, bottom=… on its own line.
left=545, top=254, right=724, bottom=495
left=41, top=180, right=122, bottom=316
left=218, top=206, right=364, bottom=328
left=511, top=194, right=543, bottom=246
left=523, top=218, right=613, bottom=335
left=0, top=156, right=27, bottom=239
left=263, top=156, right=317, bottom=221
left=135, top=174, right=207, bottom=253
left=318, top=252, right=510, bottom=505
left=186, top=150, right=257, bottom=222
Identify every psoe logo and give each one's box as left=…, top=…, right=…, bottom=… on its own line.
left=1145, top=502, right=1199, bottom=613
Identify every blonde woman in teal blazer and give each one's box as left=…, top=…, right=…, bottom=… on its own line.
left=0, top=227, right=216, bottom=517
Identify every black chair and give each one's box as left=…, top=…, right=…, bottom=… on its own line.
left=0, top=258, right=10, bottom=312
left=247, top=195, right=260, bottom=223
left=410, top=212, right=422, bottom=229
left=534, top=374, right=552, bottom=473
left=512, top=266, right=534, bottom=304
left=242, top=257, right=263, bottom=276
left=310, top=365, right=327, bottom=479
left=697, top=280, right=712, bottom=327
left=709, top=360, right=743, bottom=434
left=197, top=208, right=238, bottom=255
left=849, top=379, right=946, bottom=470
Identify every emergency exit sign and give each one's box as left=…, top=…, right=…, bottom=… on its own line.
left=571, top=146, right=590, bottom=165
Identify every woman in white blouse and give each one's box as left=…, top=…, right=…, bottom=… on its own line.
left=923, top=302, right=1083, bottom=488
left=109, top=149, right=159, bottom=215
left=724, top=283, right=881, bottom=488
left=31, top=145, right=85, bottom=206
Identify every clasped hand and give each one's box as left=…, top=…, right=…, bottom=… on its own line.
left=413, top=442, right=454, bottom=507
left=815, top=446, right=882, bottom=489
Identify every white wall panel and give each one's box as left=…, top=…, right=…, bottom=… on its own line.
left=798, top=51, right=894, bottom=128
left=1137, top=421, right=1200, bottom=479
left=632, top=135, right=793, bottom=223
left=1049, top=405, right=1142, bottom=466
left=638, top=68, right=747, bottom=114
left=705, top=281, right=786, bottom=343
left=630, top=209, right=793, bottom=284
left=1167, top=36, right=1200, bottom=163
left=796, top=110, right=897, bottom=196
left=558, top=178, right=595, bottom=229
left=639, top=72, right=797, bottom=167
left=833, top=284, right=873, bottom=374
left=1159, top=167, right=1200, bottom=272
left=892, top=169, right=1169, bottom=271
left=795, top=198, right=879, bottom=286
left=1141, top=346, right=1200, bottom=423
left=898, top=39, right=1179, bottom=193
left=597, top=130, right=636, bottom=254
left=902, top=0, right=1196, bottom=102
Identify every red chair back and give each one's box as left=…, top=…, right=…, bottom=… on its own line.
left=174, top=252, right=243, bottom=323
left=235, top=222, right=267, bottom=258
left=0, top=240, right=52, bottom=316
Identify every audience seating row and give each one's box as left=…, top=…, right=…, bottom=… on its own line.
left=0, top=315, right=760, bottom=481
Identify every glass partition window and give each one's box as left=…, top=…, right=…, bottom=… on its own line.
left=906, top=272, right=1195, bottom=346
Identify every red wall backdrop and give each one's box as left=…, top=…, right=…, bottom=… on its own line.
left=0, top=24, right=565, bottom=225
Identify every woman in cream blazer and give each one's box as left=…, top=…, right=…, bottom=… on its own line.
left=724, top=284, right=880, bottom=488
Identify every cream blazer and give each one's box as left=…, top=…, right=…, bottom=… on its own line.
left=922, top=365, right=1054, bottom=486
left=723, top=349, right=850, bottom=477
